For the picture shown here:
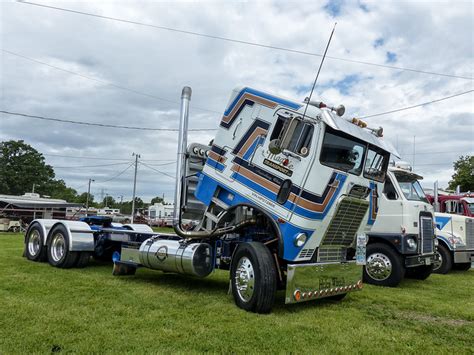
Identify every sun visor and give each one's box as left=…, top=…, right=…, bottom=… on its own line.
left=319, top=110, right=400, bottom=158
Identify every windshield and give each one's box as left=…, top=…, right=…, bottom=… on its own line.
left=468, top=203, right=474, bottom=214
left=394, top=173, right=428, bottom=202
left=320, top=127, right=366, bottom=175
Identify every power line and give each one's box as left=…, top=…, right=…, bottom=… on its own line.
left=52, top=162, right=132, bottom=169
left=42, top=152, right=175, bottom=162
left=358, top=89, right=474, bottom=119
left=0, top=110, right=218, bottom=131
left=95, top=162, right=135, bottom=184
left=403, top=151, right=472, bottom=156
left=139, top=161, right=175, bottom=179
left=17, top=0, right=473, bottom=81
left=2, top=49, right=222, bottom=115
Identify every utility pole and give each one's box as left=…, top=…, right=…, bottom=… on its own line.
left=86, top=178, right=94, bottom=217
left=131, top=153, right=140, bottom=223
left=118, top=195, right=123, bottom=214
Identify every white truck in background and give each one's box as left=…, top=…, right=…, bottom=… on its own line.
left=363, top=162, right=437, bottom=286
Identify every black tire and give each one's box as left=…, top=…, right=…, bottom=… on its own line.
left=47, top=225, right=79, bottom=268
left=405, top=265, right=434, bottom=280
left=75, top=252, right=91, bottom=268
left=230, top=242, right=277, bottom=314
left=363, top=243, right=404, bottom=287
left=453, top=263, right=472, bottom=271
left=433, top=244, right=452, bottom=274
left=25, top=223, right=47, bottom=262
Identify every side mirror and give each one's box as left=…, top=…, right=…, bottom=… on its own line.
left=334, top=104, right=345, bottom=117
left=268, top=139, right=282, bottom=155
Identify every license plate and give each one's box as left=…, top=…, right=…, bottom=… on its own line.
left=425, top=257, right=431, bottom=265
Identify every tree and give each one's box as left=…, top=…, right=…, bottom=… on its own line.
left=0, top=140, right=55, bottom=195
left=150, top=196, right=164, bottom=205
left=448, top=155, right=474, bottom=192
left=76, top=192, right=94, bottom=206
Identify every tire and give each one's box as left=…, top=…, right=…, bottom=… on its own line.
left=432, top=244, right=452, bottom=274
left=25, top=224, right=47, bottom=262
left=230, top=242, right=277, bottom=314
left=47, top=225, right=79, bottom=268
left=453, top=263, right=472, bottom=271
left=75, top=252, right=91, bottom=268
left=363, top=243, right=404, bottom=287
left=405, top=265, right=434, bottom=280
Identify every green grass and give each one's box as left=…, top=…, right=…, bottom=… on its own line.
left=0, top=233, right=473, bottom=354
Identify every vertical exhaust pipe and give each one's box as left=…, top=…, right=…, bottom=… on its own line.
left=433, top=181, right=439, bottom=212
left=173, top=86, right=192, bottom=234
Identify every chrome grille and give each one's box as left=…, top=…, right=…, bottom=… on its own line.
left=299, top=248, right=315, bottom=259
left=321, top=197, right=369, bottom=247
left=317, top=247, right=347, bottom=262
left=420, top=216, right=434, bottom=254
left=466, top=219, right=474, bottom=249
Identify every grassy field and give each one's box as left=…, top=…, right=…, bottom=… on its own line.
left=0, top=232, right=473, bottom=354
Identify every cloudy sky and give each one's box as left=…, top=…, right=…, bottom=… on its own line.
left=1, top=0, right=473, bottom=203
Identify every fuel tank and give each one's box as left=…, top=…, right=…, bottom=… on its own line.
left=139, top=238, right=213, bottom=277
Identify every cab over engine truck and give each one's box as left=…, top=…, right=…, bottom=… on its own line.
left=427, top=193, right=474, bottom=273
left=24, top=86, right=397, bottom=313
left=363, top=163, right=437, bottom=287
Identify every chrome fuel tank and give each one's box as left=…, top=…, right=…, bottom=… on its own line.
left=139, top=238, right=213, bottom=277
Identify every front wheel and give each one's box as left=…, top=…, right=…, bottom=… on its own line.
left=47, top=225, right=79, bottom=268
left=230, top=242, right=277, bottom=314
left=405, top=265, right=434, bottom=280
left=363, top=243, right=404, bottom=287
left=432, top=244, right=452, bottom=274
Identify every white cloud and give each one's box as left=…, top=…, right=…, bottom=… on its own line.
left=1, top=0, right=472, bottom=201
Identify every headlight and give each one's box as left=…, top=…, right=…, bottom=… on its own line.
left=406, top=237, right=417, bottom=250
left=448, top=236, right=466, bottom=248
left=434, top=238, right=439, bottom=247
left=294, top=233, right=307, bottom=247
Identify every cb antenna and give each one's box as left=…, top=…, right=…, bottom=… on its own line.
left=302, top=22, right=337, bottom=121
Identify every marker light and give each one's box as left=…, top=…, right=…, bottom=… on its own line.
left=294, top=290, right=302, bottom=301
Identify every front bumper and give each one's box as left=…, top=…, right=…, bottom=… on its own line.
left=405, top=253, right=436, bottom=268
left=285, top=261, right=362, bottom=304
left=453, top=249, right=474, bottom=264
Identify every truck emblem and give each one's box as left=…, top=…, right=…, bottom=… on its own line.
left=263, top=158, right=293, bottom=177
left=156, top=246, right=168, bottom=262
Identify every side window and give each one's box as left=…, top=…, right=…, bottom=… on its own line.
left=458, top=203, right=464, bottom=215
left=271, top=116, right=314, bottom=156
left=277, top=179, right=292, bottom=204
left=383, top=177, right=398, bottom=200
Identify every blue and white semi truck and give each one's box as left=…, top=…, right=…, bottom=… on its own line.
left=24, top=86, right=398, bottom=313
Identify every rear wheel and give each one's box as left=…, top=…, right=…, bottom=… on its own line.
left=25, top=224, right=46, bottom=262
left=75, top=252, right=91, bottom=268
left=47, top=225, right=79, bottom=268
left=230, top=242, right=277, bottom=314
left=432, top=244, right=452, bottom=274
left=363, top=243, right=404, bottom=287
left=453, top=262, right=472, bottom=271
left=405, top=265, right=434, bottom=280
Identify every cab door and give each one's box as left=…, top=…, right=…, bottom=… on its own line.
left=250, top=114, right=318, bottom=219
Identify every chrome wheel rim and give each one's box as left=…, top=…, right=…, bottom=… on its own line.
left=234, top=256, right=255, bottom=302
left=28, top=230, right=41, bottom=256
left=433, top=252, right=442, bottom=271
left=366, top=252, right=392, bottom=281
left=51, top=233, right=66, bottom=262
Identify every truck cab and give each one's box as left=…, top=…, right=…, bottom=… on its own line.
left=364, top=163, right=436, bottom=286
left=427, top=194, right=474, bottom=273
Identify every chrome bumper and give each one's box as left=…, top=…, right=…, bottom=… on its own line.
left=454, top=250, right=474, bottom=263
left=285, top=261, right=363, bottom=304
